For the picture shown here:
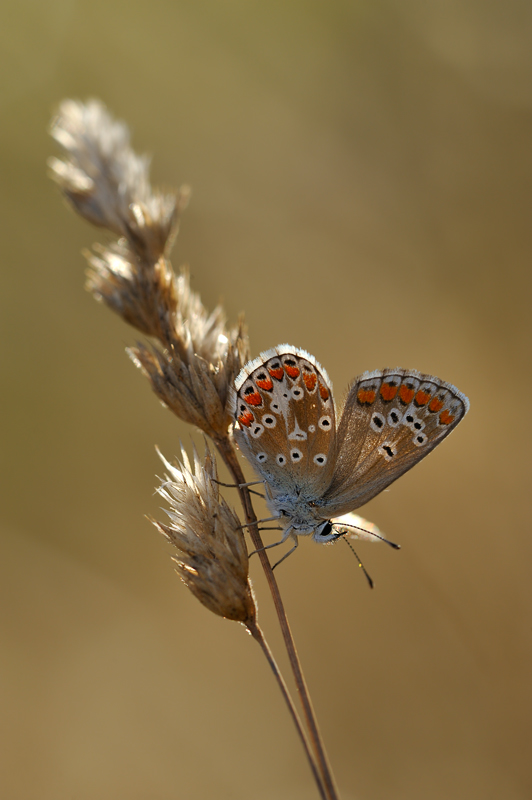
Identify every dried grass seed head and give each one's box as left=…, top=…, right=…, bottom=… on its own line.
left=85, top=240, right=180, bottom=339
left=153, top=445, right=256, bottom=624
left=128, top=269, right=250, bottom=439
left=49, top=99, right=249, bottom=437
left=49, top=98, right=187, bottom=263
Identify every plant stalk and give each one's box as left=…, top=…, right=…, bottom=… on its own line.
left=216, top=435, right=340, bottom=800
left=246, top=619, right=327, bottom=800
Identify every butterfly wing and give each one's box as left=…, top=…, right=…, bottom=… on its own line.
left=231, top=345, right=337, bottom=496
left=319, top=368, right=469, bottom=516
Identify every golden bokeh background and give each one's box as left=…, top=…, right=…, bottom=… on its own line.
left=2, top=2, right=531, bottom=798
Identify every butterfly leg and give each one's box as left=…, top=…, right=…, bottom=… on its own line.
left=212, top=478, right=266, bottom=499
left=248, top=538, right=286, bottom=558
left=248, top=523, right=294, bottom=559
left=240, top=516, right=281, bottom=529
left=271, top=534, right=300, bottom=570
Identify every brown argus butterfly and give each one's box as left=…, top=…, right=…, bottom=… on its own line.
left=230, top=345, right=469, bottom=558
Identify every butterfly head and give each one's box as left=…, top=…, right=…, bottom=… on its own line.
left=312, top=520, right=343, bottom=544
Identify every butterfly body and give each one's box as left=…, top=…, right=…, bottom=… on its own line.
left=230, top=345, right=469, bottom=546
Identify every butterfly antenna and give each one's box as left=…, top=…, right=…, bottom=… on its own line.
left=343, top=537, right=374, bottom=589
left=340, top=522, right=400, bottom=550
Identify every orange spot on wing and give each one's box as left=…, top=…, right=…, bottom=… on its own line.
left=244, top=391, right=263, bottom=406
left=303, top=373, right=317, bottom=391
left=256, top=377, right=273, bottom=391
left=439, top=409, right=455, bottom=426
left=238, top=411, right=254, bottom=427
left=284, top=364, right=300, bottom=379
left=380, top=382, right=398, bottom=401
left=398, top=385, right=415, bottom=404
left=415, top=390, right=431, bottom=406
left=319, top=383, right=330, bottom=401
left=429, top=397, right=444, bottom=413
left=268, top=366, right=284, bottom=380
left=357, top=388, right=376, bottom=405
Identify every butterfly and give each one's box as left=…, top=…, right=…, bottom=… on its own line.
left=230, top=345, right=469, bottom=561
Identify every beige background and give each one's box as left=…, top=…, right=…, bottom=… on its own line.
left=1, top=2, right=531, bottom=798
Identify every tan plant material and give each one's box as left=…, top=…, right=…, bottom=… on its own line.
left=154, top=445, right=256, bottom=625
left=127, top=268, right=249, bottom=439
left=49, top=98, right=182, bottom=253
left=49, top=99, right=336, bottom=800
left=49, top=99, right=249, bottom=439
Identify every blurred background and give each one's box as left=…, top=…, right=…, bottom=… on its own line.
left=1, top=1, right=531, bottom=798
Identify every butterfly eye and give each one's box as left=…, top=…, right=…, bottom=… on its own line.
left=262, top=415, right=277, bottom=428
left=291, top=387, right=304, bottom=400
left=313, top=454, right=327, bottom=466
left=413, top=433, right=428, bottom=447
left=250, top=424, right=264, bottom=438
left=290, top=448, right=303, bottom=462
left=317, top=521, right=333, bottom=538
left=276, top=454, right=287, bottom=466
left=318, top=415, right=332, bottom=431
left=256, top=452, right=268, bottom=463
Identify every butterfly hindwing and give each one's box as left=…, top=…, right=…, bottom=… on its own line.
left=320, top=368, right=469, bottom=516
left=231, top=345, right=337, bottom=495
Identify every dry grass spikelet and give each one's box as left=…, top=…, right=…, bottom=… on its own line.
left=129, top=302, right=249, bottom=439
left=49, top=99, right=249, bottom=438
left=48, top=98, right=186, bottom=259
left=153, top=444, right=256, bottom=625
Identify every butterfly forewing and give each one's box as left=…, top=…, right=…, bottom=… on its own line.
left=232, top=346, right=337, bottom=495
left=320, top=368, right=469, bottom=516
